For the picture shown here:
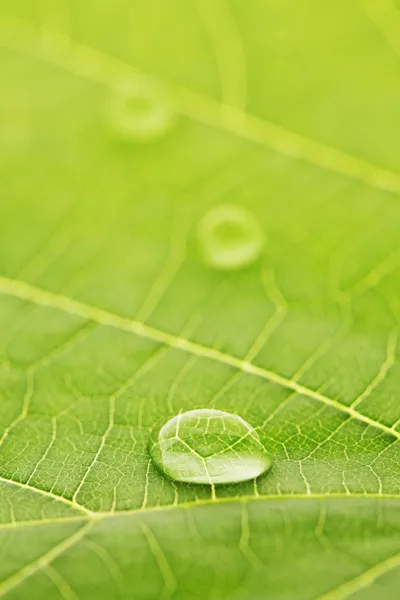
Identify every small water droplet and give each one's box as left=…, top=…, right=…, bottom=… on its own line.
left=149, top=409, right=272, bottom=485
left=108, top=74, right=176, bottom=141
left=197, top=205, right=264, bottom=270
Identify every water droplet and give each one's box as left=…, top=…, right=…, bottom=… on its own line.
left=108, top=74, right=176, bottom=141
left=149, top=409, right=272, bottom=485
left=197, top=205, right=264, bottom=270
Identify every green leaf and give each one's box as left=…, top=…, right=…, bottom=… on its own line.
left=0, top=1, right=400, bottom=598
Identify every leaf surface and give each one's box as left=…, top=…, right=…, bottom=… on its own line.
left=0, top=1, right=400, bottom=598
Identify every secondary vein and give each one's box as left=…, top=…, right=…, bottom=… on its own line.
left=0, top=274, right=398, bottom=441
left=1, top=14, right=400, bottom=196
left=0, top=492, right=399, bottom=532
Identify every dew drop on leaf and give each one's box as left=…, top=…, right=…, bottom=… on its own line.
left=149, top=409, right=272, bottom=485
left=108, top=74, right=176, bottom=141
left=197, top=205, right=264, bottom=270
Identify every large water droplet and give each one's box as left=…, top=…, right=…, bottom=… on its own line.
left=197, top=205, right=264, bottom=270
left=108, top=74, right=176, bottom=141
left=149, top=409, right=272, bottom=485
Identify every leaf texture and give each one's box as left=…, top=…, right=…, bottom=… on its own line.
left=0, top=1, right=399, bottom=598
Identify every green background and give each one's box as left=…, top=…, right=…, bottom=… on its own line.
left=0, top=1, right=400, bottom=598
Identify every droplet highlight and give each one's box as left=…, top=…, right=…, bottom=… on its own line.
left=197, top=205, right=264, bottom=270
left=108, top=74, right=176, bottom=141
left=149, top=409, right=272, bottom=485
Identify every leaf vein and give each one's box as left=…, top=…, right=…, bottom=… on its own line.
left=1, top=15, right=400, bottom=196
left=0, top=275, right=399, bottom=441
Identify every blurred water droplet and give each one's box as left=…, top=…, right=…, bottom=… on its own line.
left=149, top=409, right=272, bottom=485
left=198, top=205, right=264, bottom=270
left=108, top=74, right=176, bottom=141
